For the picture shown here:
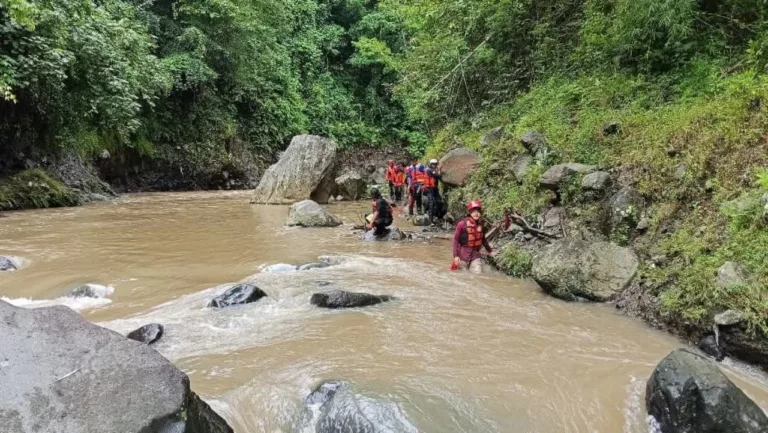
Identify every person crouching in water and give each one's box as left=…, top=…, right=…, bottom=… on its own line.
left=369, top=188, right=393, bottom=237
left=452, top=200, right=496, bottom=273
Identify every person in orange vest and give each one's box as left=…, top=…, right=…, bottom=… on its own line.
left=392, top=162, right=406, bottom=202
left=452, top=200, right=496, bottom=273
left=409, top=164, right=425, bottom=215
left=385, top=160, right=398, bottom=200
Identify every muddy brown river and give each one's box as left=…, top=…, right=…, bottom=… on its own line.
left=1, top=191, right=767, bottom=432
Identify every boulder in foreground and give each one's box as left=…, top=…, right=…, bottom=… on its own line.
left=439, top=148, right=481, bottom=186
left=127, top=323, right=164, bottom=345
left=0, top=300, right=232, bottom=433
left=311, top=290, right=392, bottom=309
left=286, top=200, right=342, bottom=227
left=207, top=284, right=267, bottom=308
left=646, top=348, right=768, bottom=433
left=251, top=135, right=338, bottom=204
left=531, top=238, right=638, bottom=301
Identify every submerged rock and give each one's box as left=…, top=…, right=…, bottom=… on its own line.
left=335, top=171, right=367, bottom=200
left=412, top=214, right=431, bottom=226
left=296, top=381, right=416, bottom=433
left=286, top=200, right=342, bottom=227
left=311, top=290, right=392, bottom=309
left=127, top=323, right=164, bottom=345
left=531, top=238, right=638, bottom=302
left=0, top=256, right=17, bottom=272
left=646, top=348, right=768, bottom=433
left=69, top=283, right=114, bottom=299
left=439, top=148, right=481, bottom=186
left=299, top=262, right=330, bottom=271
left=207, top=284, right=267, bottom=308
left=697, top=334, right=724, bottom=361
left=0, top=300, right=233, bottom=433
left=362, top=227, right=407, bottom=241
left=251, top=135, right=338, bottom=204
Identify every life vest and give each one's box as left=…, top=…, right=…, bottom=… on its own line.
left=393, top=169, right=405, bottom=186
left=461, top=217, right=484, bottom=248
left=423, top=170, right=437, bottom=189
left=413, top=171, right=426, bottom=185
left=385, top=166, right=398, bottom=182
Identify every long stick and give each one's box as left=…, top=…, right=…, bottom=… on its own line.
left=428, top=35, right=492, bottom=93
left=510, top=212, right=560, bottom=239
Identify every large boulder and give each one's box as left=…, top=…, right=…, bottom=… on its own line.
left=310, top=290, right=392, bottom=309
left=206, top=284, right=267, bottom=308
left=335, top=171, right=367, bottom=200
left=439, top=148, right=481, bottom=186
left=539, top=163, right=596, bottom=190
left=295, top=381, right=416, bottom=433
left=286, top=200, right=342, bottom=227
left=646, top=348, right=768, bottom=433
left=531, top=238, right=639, bottom=301
left=0, top=256, right=17, bottom=271
left=0, top=300, right=232, bottom=433
left=718, top=325, right=768, bottom=370
left=251, top=135, right=338, bottom=204
left=127, top=323, right=164, bottom=345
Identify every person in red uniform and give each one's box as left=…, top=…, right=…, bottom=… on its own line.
left=385, top=160, right=398, bottom=200
left=452, top=200, right=496, bottom=273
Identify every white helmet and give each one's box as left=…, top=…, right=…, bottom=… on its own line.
left=429, top=159, right=438, bottom=165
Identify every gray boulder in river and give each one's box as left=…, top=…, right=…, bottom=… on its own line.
left=646, top=348, right=768, bottom=433
left=251, top=135, right=338, bottom=204
left=0, top=300, right=232, bottom=433
left=335, top=170, right=368, bottom=200
left=0, top=256, right=17, bottom=271
left=286, top=200, right=342, bottom=227
left=311, top=290, right=392, bottom=309
left=127, top=323, right=164, bottom=345
left=362, top=227, right=407, bottom=241
left=531, top=238, right=638, bottom=301
left=207, top=283, right=267, bottom=308
left=294, top=380, right=416, bottom=433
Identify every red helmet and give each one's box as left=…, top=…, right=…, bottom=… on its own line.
left=388, top=160, right=394, bottom=165
left=467, top=200, right=483, bottom=212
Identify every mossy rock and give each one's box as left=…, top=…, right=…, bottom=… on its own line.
left=0, top=169, right=80, bottom=211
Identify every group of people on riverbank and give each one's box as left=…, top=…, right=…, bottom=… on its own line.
left=371, top=160, right=496, bottom=274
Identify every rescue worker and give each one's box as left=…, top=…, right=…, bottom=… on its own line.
left=425, top=159, right=444, bottom=223
left=392, top=163, right=406, bottom=202
left=369, top=188, right=393, bottom=237
left=452, top=200, right=496, bottom=274
left=385, top=160, right=398, bottom=200
left=409, top=164, right=425, bottom=215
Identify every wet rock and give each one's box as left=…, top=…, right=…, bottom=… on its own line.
left=531, top=238, right=639, bottom=302
left=581, top=171, right=611, bottom=192
left=335, top=171, right=367, bottom=200
left=603, top=121, right=621, bottom=136
left=539, top=163, right=596, bottom=190
left=646, top=348, right=768, bottom=433
left=296, top=381, right=416, bottom=433
left=714, top=309, right=745, bottom=326
left=206, top=284, right=267, bottom=308
left=718, top=326, right=768, bottom=370
left=520, top=131, right=548, bottom=155
left=0, top=300, right=233, bottom=433
left=697, top=334, right=724, bottom=361
left=252, top=135, right=338, bottom=204
left=716, top=262, right=749, bottom=288
left=439, top=148, right=481, bottom=186
left=299, top=262, right=330, bottom=271
left=481, top=126, right=505, bottom=147
left=0, top=256, right=17, bottom=272
left=412, top=214, right=431, bottom=226
left=362, top=227, right=407, bottom=241
left=127, top=323, right=164, bottom=345
left=508, top=154, right=532, bottom=182
left=70, top=283, right=114, bottom=299
left=310, top=290, right=392, bottom=309
left=286, top=200, right=342, bottom=228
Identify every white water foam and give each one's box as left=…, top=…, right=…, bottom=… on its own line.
left=1, top=255, right=29, bottom=271
left=1, top=283, right=115, bottom=311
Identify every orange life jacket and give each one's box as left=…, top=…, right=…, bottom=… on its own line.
left=423, top=170, right=437, bottom=189
left=393, top=169, right=405, bottom=187
left=385, top=166, right=398, bottom=182
left=413, top=171, right=426, bottom=185
left=464, top=217, right=484, bottom=248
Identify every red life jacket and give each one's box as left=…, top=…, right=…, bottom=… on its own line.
left=462, top=217, right=484, bottom=248
left=413, top=171, right=426, bottom=185
left=386, top=166, right=398, bottom=182
left=393, top=169, right=405, bottom=186
left=423, top=170, right=437, bottom=189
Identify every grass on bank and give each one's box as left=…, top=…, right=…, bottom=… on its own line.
left=0, top=169, right=80, bottom=211
left=429, top=61, right=768, bottom=335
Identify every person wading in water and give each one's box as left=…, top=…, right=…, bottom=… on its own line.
left=452, top=200, right=496, bottom=273
left=369, top=188, right=393, bottom=237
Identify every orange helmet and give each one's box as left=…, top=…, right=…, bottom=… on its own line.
left=467, top=200, right=483, bottom=212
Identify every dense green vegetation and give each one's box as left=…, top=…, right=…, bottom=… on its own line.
left=2, top=0, right=768, bottom=337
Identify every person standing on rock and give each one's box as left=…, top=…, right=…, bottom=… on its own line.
left=385, top=160, right=398, bottom=201
left=369, top=188, right=393, bottom=237
left=425, top=159, right=444, bottom=223
left=453, top=200, right=496, bottom=274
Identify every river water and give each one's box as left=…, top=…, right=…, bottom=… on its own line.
left=1, top=191, right=767, bottom=432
